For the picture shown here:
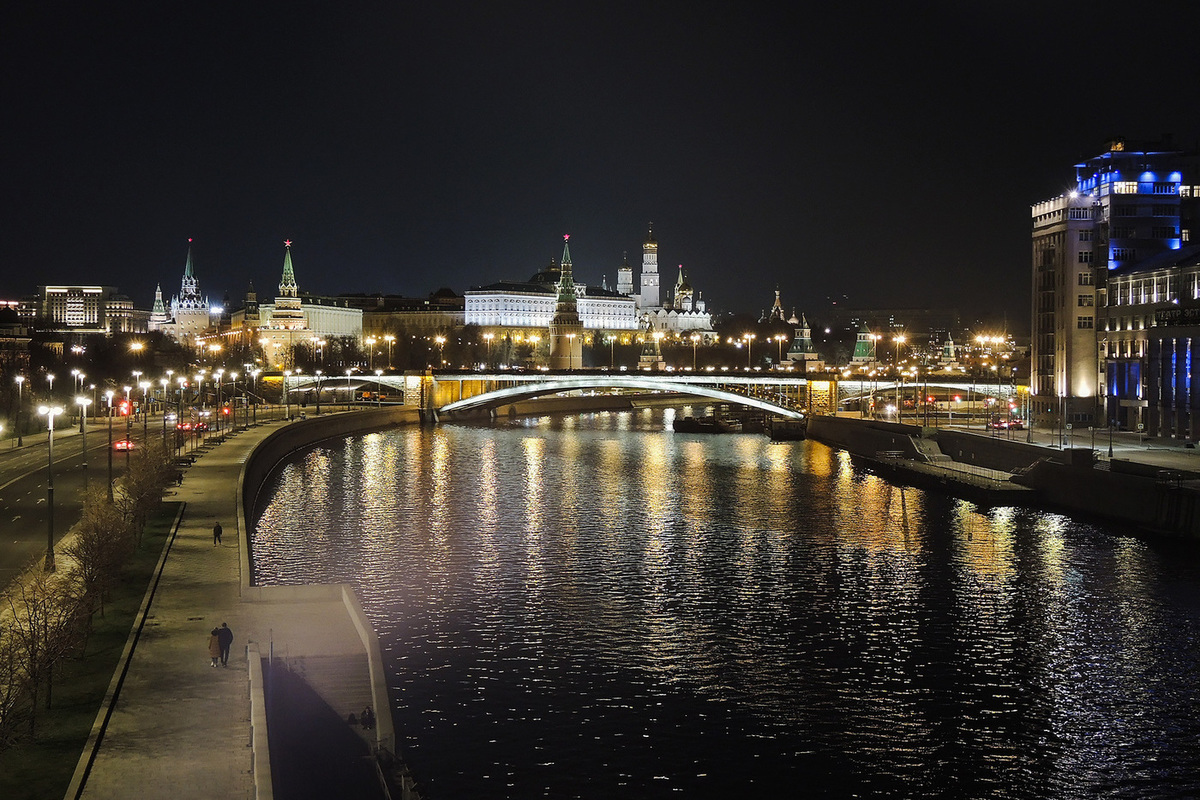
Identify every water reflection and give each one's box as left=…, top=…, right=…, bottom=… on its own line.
left=252, top=409, right=1200, bottom=799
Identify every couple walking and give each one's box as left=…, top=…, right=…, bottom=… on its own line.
left=208, top=622, right=234, bottom=667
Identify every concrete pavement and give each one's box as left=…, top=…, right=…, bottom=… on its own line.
left=70, top=414, right=393, bottom=799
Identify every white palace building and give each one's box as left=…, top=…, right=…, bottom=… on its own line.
left=464, top=225, right=715, bottom=341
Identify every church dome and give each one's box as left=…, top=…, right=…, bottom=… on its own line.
left=529, top=260, right=562, bottom=285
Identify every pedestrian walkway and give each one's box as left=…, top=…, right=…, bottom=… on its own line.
left=72, top=416, right=393, bottom=799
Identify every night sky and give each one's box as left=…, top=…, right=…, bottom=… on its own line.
left=4, top=3, right=1200, bottom=330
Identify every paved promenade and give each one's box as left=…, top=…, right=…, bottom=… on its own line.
left=72, top=418, right=389, bottom=799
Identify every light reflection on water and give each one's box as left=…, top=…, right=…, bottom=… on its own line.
left=252, top=408, right=1200, bottom=799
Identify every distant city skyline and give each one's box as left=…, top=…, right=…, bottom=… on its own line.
left=5, top=5, right=1200, bottom=326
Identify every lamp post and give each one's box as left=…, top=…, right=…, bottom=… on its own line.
left=345, top=369, right=353, bottom=411
left=384, top=334, right=395, bottom=370
left=38, top=405, right=64, bottom=572
left=76, top=397, right=91, bottom=489
left=690, top=333, right=700, bottom=370
left=608, top=335, right=617, bottom=369
left=774, top=334, right=786, bottom=365
left=214, top=369, right=224, bottom=433
left=375, top=370, right=383, bottom=407
left=482, top=333, right=493, bottom=369
left=46, top=372, right=55, bottom=401
left=434, top=335, right=446, bottom=368
left=251, top=369, right=260, bottom=425
left=105, top=390, right=114, bottom=500
left=140, top=380, right=151, bottom=441
left=160, top=378, right=169, bottom=448
left=365, top=336, right=377, bottom=371
left=14, top=375, right=24, bottom=446
left=893, top=335, right=906, bottom=422
left=567, top=333, right=577, bottom=370
left=314, top=370, right=323, bottom=415
left=743, top=333, right=756, bottom=368
left=283, top=370, right=292, bottom=419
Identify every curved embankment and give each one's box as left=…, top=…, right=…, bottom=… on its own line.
left=807, top=415, right=1200, bottom=538
left=234, top=406, right=423, bottom=797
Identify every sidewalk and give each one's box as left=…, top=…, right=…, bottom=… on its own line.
left=77, top=426, right=263, bottom=799
left=73, top=414, right=394, bottom=799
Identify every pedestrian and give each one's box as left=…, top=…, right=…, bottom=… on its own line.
left=361, top=706, right=375, bottom=730
left=208, top=628, right=221, bottom=667
left=213, top=521, right=223, bottom=546
left=217, top=622, right=234, bottom=667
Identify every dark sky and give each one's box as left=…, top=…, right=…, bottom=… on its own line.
left=4, top=3, right=1200, bottom=329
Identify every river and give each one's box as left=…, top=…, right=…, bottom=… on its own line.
left=251, top=407, right=1200, bottom=798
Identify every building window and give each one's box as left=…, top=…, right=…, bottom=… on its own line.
left=1078, top=316, right=1094, bottom=329
left=1152, top=226, right=1180, bottom=239
left=1078, top=271, right=1093, bottom=286
left=1079, top=231, right=1092, bottom=242
left=1154, top=182, right=1178, bottom=194
left=1112, top=247, right=1136, bottom=261
left=1078, top=295, right=1094, bottom=307
left=1153, top=205, right=1177, bottom=216
left=1114, top=181, right=1138, bottom=194
left=1111, top=226, right=1136, bottom=238
left=1115, top=205, right=1139, bottom=217
left=1078, top=250, right=1092, bottom=263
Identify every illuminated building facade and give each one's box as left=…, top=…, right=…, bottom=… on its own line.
left=1032, top=138, right=1200, bottom=434
left=158, top=239, right=215, bottom=345
left=26, top=285, right=142, bottom=335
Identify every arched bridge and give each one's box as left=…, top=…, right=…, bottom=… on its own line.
left=435, top=372, right=807, bottom=420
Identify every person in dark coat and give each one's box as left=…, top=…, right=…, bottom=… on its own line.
left=208, top=628, right=221, bottom=667
left=213, top=521, right=223, bottom=546
left=217, top=622, right=234, bottom=666
left=361, top=706, right=375, bottom=730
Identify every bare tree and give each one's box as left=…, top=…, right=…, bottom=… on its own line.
left=5, top=572, right=85, bottom=731
left=118, top=440, right=173, bottom=546
left=0, top=623, right=27, bottom=754
left=63, top=485, right=133, bottom=619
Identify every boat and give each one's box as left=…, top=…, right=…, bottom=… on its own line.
left=766, top=418, right=807, bottom=441
left=672, top=415, right=742, bottom=434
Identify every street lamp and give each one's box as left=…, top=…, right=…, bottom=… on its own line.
left=283, top=370, right=292, bottom=419
left=434, top=335, right=446, bottom=367
left=567, top=333, right=577, bottom=370
left=14, top=375, right=25, bottom=446
left=46, top=372, right=55, bottom=400
left=384, top=334, right=395, bottom=370
left=105, top=390, right=115, bottom=500
left=38, top=404, right=64, bottom=571
left=374, top=370, right=383, bottom=407
left=690, top=333, right=700, bottom=370
left=482, top=333, right=493, bottom=369
left=893, top=335, right=906, bottom=422
left=365, top=336, right=377, bottom=371
left=139, top=380, right=151, bottom=440
left=345, top=368, right=353, bottom=411
left=774, top=333, right=786, bottom=365
left=76, top=396, right=91, bottom=489
left=314, top=370, right=323, bottom=415
left=743, top=333, right=756, bottom=368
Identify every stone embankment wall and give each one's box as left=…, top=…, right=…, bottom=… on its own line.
left=934, top=429, right=1058, bottom=472
left=240, top=407, right=421, bottom=529
left=806, top=415, right=924, bottom=459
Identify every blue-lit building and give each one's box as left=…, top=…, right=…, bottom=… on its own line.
left=1031, top=137, right=1200, bottom=436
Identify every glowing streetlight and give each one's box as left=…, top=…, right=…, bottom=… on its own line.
left=893, top=335, right=907, bottom=422
left=434, top=335, right=446, bottom=367
left=690, top=333, right=700, bottom=370
left=742, top=333, right=756, bottom=368
left=105, top=389, right=115, bottom=500
left=15, top=375, right=25, bottom=446
left=384, top=334, right=395, bottom=370
left=38, top=404, right=64, bottom=571
left=374, top=369, right=383, bottom=407
left=365, top=336, right=378, bottom=371
left=482, top=333, right=494, bottom=369
left=283, top=370, right=292, bottom=419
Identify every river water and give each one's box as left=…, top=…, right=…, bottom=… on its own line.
left=251, top=408, right=1200, bottom=799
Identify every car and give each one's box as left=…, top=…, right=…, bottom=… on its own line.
left=114, top=439, right=136, bottom=451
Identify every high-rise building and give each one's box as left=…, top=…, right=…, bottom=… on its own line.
left=1031, top=137, right=1200, bottom=432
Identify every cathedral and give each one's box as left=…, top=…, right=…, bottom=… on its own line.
left=148, top=239, right=215, bottom=346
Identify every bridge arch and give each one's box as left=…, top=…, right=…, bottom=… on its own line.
left=437, top=375, right=805, bottom=419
